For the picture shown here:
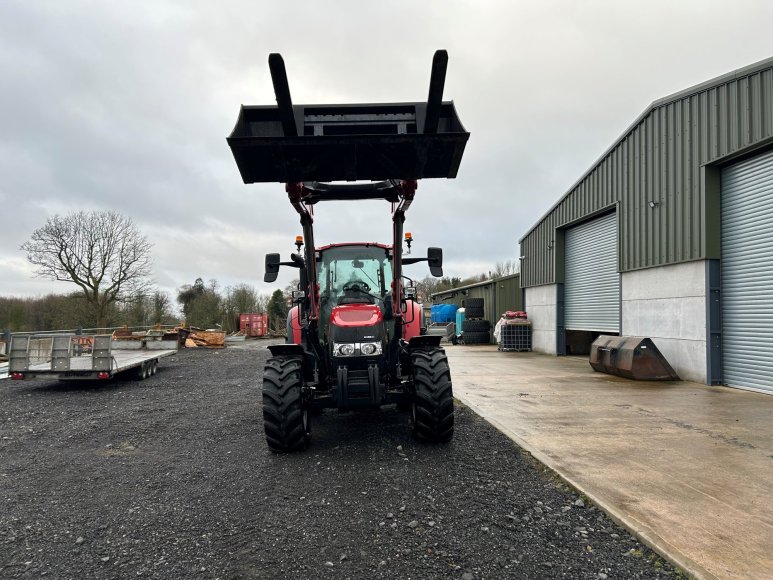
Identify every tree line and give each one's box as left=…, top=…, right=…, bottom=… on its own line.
left=0, top=282, right=290, bottom=334
left=4, top=209, right=518, bottom=333
left=175, top=278, right=288, bottom=333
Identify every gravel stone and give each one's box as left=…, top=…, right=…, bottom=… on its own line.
left=0, top=341, right=677, bottom=579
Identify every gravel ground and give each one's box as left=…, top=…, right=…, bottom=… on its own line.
left=0, top=340, right=678, bottom=579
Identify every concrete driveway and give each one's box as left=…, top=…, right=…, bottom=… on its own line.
left=446, top=345, right=773, bottom=580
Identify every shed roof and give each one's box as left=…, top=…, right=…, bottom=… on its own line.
left=519, top=54, right=773, bottom=243
left=430, top=273, right=520, bottom=299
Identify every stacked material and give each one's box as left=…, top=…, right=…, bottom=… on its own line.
left=185, top=330, right=226, bottom=348
left=494, top=312, right=531, bottom=352
left=112, top=327, right=180, bottom=351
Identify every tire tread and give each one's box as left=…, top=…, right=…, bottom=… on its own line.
left=411, top=348, right=454, bottom=442
left=262, top=356, right=309, bottom=452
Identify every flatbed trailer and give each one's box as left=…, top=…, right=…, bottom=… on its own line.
left=7, top=333, right=177, bottom=382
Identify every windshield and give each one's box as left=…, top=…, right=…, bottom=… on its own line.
left=317, top=246, right=392, bottom=337
left=318, top=245, right=392, bottom=302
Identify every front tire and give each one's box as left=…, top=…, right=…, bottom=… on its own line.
left=262, top=356, right=310, bottom=452
left=411, top=348, right=454, bottom=442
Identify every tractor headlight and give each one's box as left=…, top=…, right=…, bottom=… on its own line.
left=333, top=342, right=382, bottom=356
left=336, top=343, right=356, bottom=356
left=360, top=342, right=378, bottom=355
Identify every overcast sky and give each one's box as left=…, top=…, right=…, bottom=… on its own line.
left=2, top=0, right=772, bottom=304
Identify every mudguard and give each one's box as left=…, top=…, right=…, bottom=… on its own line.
left=407, top=335, right=443, bottom=349
left=267, top=344, right=305, bottom=357
left=402, top=299, right=423, bottom=341
left=285, top=306, right=302, bottom=344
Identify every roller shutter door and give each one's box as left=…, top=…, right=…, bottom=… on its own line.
left=721, top=149, right=773, bottom=393
left=565, top=212, right=619, bottom=332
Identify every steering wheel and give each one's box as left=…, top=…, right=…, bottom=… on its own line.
left=343, top=281, right=371, bottom=293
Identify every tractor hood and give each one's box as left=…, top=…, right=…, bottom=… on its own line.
left=330, top=304, right=383, bottom=328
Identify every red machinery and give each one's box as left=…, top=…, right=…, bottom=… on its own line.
left=227, top=51, right=469, bottom=452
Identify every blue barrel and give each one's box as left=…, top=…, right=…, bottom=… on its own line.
left=430, top=304, right=442, bottom=323
left=441, top=304, right=458, bottom=323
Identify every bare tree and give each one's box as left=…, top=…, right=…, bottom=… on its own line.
left=151, top=290, right=173, bottom=325
left=21, top=210, right=153, bottom=328
left=492, top=259, right=519, bottom=278
left=221, top=284, right=262, bottom=332
left=415, top=275, right=440, bottom=303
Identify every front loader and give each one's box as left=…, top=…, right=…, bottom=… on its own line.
left=227, top=50, right=469, bottom=452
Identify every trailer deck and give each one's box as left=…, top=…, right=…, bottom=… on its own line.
left=8, top=333, right=178, bottom=382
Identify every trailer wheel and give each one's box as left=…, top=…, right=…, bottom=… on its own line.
left=151, top=360, right=158, bottom=375
left=410, top=347, right=454, bottom=442
left=133, top=362, right=146, bottom=380
left=262, top=356, right=310, bottom=453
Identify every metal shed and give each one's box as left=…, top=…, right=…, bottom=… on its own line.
left=518, top=55, right=773, bottom=390
left=430, top=274, right=522, bottom=343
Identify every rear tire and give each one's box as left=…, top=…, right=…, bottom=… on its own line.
left=463, top=331, right=490, bottom=344
left=411, top=348, right=454, bottom=442
left=463, top=319, right=490, bottom=333
left=464, top=306, right=484, bottom=318
left=262, top=357, right=310, bottom=453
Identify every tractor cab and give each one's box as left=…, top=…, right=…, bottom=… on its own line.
left=317, top=243, right=393, bottom=338
left=318, top=245, right=395, bottom=347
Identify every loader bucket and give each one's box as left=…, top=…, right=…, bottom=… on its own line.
left=589, top=335, right=680, bottom=381
left=227, top=103, right=469, bottom=183
left=227, top=51, right=470, bottom=183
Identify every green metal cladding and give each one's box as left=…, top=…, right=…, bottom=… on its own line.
left=520, top=56, right=773, bottom=288
left=431, top=274, right=522, bottom=322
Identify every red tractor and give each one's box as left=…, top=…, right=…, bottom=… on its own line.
left=227, top=51, right=469, bottom=452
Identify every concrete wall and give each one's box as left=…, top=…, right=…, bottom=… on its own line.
left=622, top=261, right=707, bottom=383
left=525, top=284, right=557, bottom=355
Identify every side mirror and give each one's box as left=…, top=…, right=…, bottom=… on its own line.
left=427, top=247, right=443, bottom=277
left=264, top=253, right=280, bottom=282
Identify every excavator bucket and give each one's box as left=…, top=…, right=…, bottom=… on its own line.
left=589, top=335, right=680, bottom=381
left=227, top=50, right=469, bottom=183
